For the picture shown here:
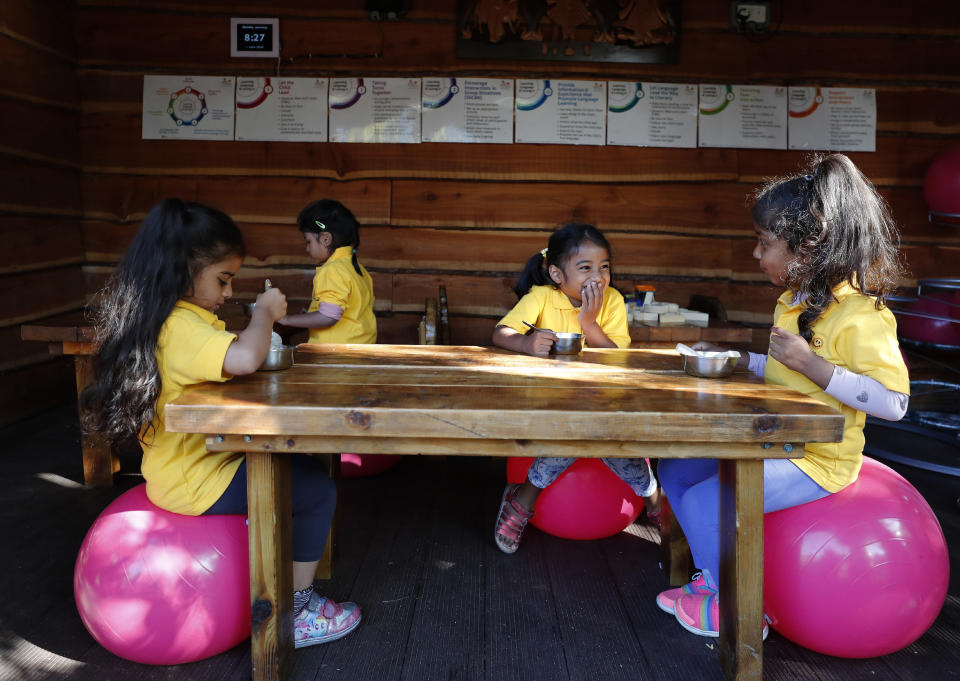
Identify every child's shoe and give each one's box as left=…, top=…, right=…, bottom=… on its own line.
left=655, top=571, right=714, bottom=614
left=494, top=483, right=534, bottom=554
left=294, top=592, right=362, bottom=648
left=673, top=591, right=769, bottom=640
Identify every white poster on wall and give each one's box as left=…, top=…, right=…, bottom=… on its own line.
left=788, top=87, right=876, bottom=152
left=328, top=77, right=421, bottom=143
left=422, top=77, right=514, bottom=143
left=235, top=77, right=328, bottom=142
left=142, top=75, right=236, bottom=140
left=607, top=81, right=698, bottom=148
left=515, top=79, right=606, bottom=145
left=698, top=84, right=787, bottom=149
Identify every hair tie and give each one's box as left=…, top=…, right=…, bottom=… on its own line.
left=352, top=248, right=357, bottom=253
left=540, top=247, right=548, bottom=259
left=314, top=220, right=327, bottom=230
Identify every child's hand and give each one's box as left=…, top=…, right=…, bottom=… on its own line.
left=523, top=329, right=558, bottom=357
left=578, top=280, right=604, bottom=327
left=254, top=288, right=287, bottom=323
left=767, top=326, right=813, bottom=370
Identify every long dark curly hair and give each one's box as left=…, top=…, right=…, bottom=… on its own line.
left=514, top=222, right=612, bottom=299
left=751, top=153, right=906, bottom=343
left=80, top=199, right=245, bottom=444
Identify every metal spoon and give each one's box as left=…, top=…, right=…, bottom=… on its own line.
left=523, top=320, right=547, bottom=333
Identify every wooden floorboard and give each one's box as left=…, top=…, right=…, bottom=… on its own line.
left=1, top=404, right=958, bottom=681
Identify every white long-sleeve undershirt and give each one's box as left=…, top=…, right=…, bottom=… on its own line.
left=745, top=352, right=908, bottom=421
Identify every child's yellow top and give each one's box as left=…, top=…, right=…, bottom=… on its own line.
left=141, top=300, right=242, bottom=515
left=308, top=246, right=377, bottom=344
left=766, top=282, right=910, bottom=492
left=498, top=284, right=631, bottom=348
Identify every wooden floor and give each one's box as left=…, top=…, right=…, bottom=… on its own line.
left=1, top=405, right=958, bottom=681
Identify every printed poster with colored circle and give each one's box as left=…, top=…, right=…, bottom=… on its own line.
left=329, top=77, right=421, bottom=143
left=235, top=77, right=328, bottom=142
left=142, top=75, right=235, bottom=140
left=607, top=81, right=698, bottom=148
left=421, top=78, right=513, bottom=143
left=698, top=84, right=787, bottom=150
left=788, top=87, right=876, bottom=152
left=515, top=79, right=606, bottom=145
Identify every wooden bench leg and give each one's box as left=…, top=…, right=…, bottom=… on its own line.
left=74, top=355, right=118, bottom=486
left=247, top=451, right=293, bottom=681
left=718, top=457, right=764, bottom=681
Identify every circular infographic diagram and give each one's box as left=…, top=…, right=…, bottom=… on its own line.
left=236, top=77, right=273, bottom=110
left=167, top=87, right=208, bottom=126
left=422, top=78, right=458, bottom=109
left=699, top=84, right=735, bottom=116
left=516, top=79, right=552, bottom=111
left=789, top=86, right=823, bottom=118
left=608, top=82, right=644, bottom=113
left=330, top=78, right=366, bottom=110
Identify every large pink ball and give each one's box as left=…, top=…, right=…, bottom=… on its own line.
left=924, top=146, right=960, bottom=214
left=763, top=457, right=949, bottom=658
left=506, top=457, right=643, bottom=540
left=340, top=453, right=402, bottom=478
left=74, top=485, right=250, bottom=665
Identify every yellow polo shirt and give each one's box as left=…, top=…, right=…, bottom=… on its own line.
left=307, top=246, right=377, bottom=344
left=498, top=284, right=631, bottom=349
left=765, top=282, right=910, bottom=492
left=141, top=300, right=242, bottom=515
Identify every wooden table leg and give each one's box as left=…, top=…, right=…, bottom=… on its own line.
left=717, top=457, right=764, bottom=681
left=659, top=496, right=693, bottom=586
left=73, top=355, right=118, bottom=486
left=247, top=451, right=294, bottom=681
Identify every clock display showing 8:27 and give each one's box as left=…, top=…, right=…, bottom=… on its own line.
left=230, top=18, right=279, bottom=58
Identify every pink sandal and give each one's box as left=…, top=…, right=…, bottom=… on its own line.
left=494, top=483, right=534, bottom=554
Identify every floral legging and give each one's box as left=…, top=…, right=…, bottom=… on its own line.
left=527, top=456, right=658, bottom=498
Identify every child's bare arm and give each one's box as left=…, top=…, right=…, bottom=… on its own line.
left=224, top=288, right=286, bottom=375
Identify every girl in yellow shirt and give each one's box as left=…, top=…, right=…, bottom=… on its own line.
left=279, top=199, right=377, bottom=344
left=656, top=154, right=910, bottom=639
left=492, top=222, right=662, bottom=553
left=81, top=198, right=361, bottom=648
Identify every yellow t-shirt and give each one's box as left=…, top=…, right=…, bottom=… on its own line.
left=141, top=300, right=242, bottom=515
left=497, top=284, right=631, bottom=349
left=765, top=282, right=910, bottom=492
left=307, top=246, right=377, bottom=344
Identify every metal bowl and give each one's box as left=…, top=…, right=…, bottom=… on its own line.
left=258, top=345, right=294, bottom=371
left=552, top=332, right=583, bottom=355
left=682, top=353, right=737, bottom=378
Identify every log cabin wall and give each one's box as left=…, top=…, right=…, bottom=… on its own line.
left=6, top=0, right=960, bottom=424
left=0, top=1, right=85, bottom=426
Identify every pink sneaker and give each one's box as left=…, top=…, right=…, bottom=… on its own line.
left=674, top=591, right=768, bottom=640
left=655, top=572, right=714, bottom=614
left=494, top=483, right=534, bottom=554
left=294, top=593, right=362, bottom=648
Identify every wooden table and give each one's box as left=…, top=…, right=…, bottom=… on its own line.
left=165, top=344, right=843, bottom=681
left=20, top=319, right=114, bottom=485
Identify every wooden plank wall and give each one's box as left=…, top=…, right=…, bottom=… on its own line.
left=0, top=0, right=85, bottom=425
left=7, top=0, right=960, bottom=423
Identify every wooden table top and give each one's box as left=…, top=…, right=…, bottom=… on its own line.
left=166, top=344, right=843, bottom=446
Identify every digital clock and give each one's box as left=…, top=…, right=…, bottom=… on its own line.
left=230, top=18, right=279, bottom=58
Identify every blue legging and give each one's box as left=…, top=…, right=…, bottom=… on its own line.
left=204, top=454, right=336, bottom=563
left=658, top=458, right=830, bottom=587
left=527, top=456, right=658, bottom=498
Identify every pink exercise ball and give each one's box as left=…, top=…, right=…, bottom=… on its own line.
left=74, top=484, right=250, bottom=665
left=340, top=452, right=402, bottom=478
left=763, top=457, right=949, bottom=658
left=506, top=457, right=643, bottom=540
left=923, top=146, right=960, bottom=215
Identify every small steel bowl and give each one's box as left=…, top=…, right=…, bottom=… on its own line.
left=683, top=353, right=737, bottom=378
left=258, top=345, right=294, bottom=371
left=552, top=332, right=583, bottom=355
